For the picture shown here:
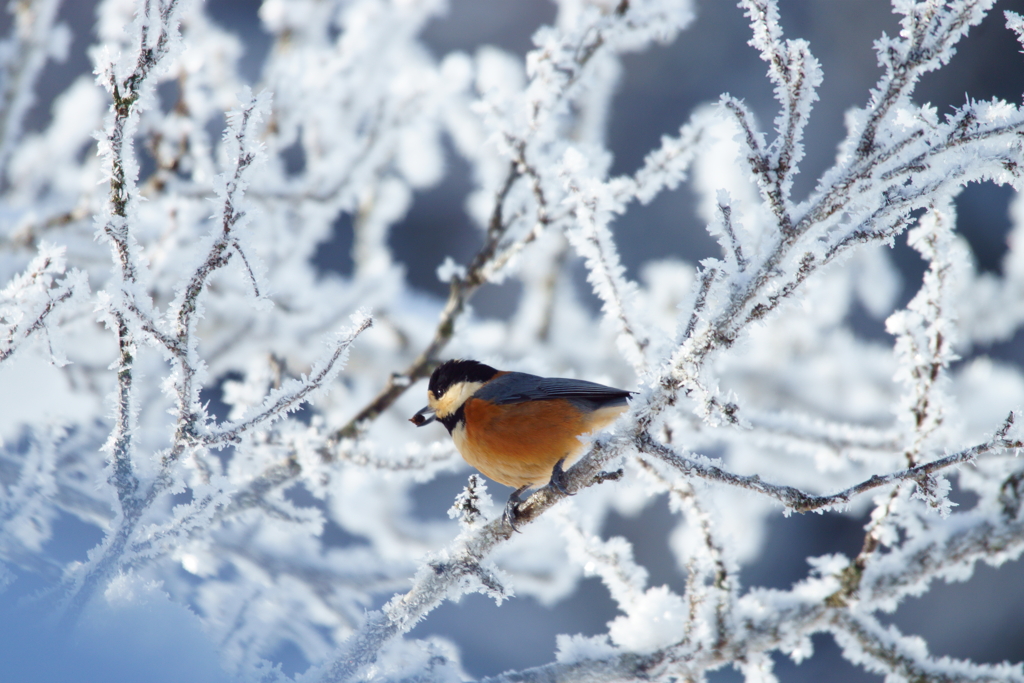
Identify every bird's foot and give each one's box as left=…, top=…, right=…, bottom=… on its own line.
left=503, top=485, right=529, bottom=533
left=548, top=458, right=574, bottom=496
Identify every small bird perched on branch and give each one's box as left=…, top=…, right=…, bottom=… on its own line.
left=411, top=359, right=632, bottom=528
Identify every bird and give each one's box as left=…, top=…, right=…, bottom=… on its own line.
left=410, top=359, right=632, bottom=529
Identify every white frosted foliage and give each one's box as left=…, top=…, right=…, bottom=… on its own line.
left=607, top=585, right=689, bottom=653
left=0, top=0, right=1023, bottom=682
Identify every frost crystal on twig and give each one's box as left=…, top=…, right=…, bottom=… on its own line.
left=0, top=243, right=85, bottom=366
left=448, top=474, right=492, bottom=528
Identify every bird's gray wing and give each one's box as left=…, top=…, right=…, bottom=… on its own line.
left=475, top=372, right=632, bottom=410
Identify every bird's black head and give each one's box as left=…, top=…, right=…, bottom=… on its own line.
left=410, top=360, right=500, bottom=432
left=428, top=359, right=499, bottom=401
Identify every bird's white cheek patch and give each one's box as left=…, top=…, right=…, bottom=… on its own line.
left=432, top=381, right=484, bottom=418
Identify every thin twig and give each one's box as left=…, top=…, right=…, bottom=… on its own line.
left=641, top=414, right=1022, bottom=514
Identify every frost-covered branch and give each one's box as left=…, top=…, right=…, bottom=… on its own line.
left=314, top=519, right=515, bottom=683
left=327, top=0, right=686, bottom=442
left=205, top=313, right=372, bottom=446
left=94, top=0, right=188, bottom=514
left=832, top=611, right=1024, bottom=683
left=0, top=243, right=85, bottom=365
left=330, top=162, right=521, bottom=442
left=854, top=0, right=992, bottom=159
left=313, top=446, right=626, bottom=683
left=162, top=89, right=270, bottom=462
left=889, top=204, right=962, bottom=464
left=49, top=0, right=192, bottom=621
left=743, top=0, right=821, bottom=207
left=62, top=308, right=371, bottom=616
left=830, top=202, right=972, bottom=601
left=638, top=459, right=733, bottom=606
left=643, top=414, right=1022, bottom=513
left=628, top=114, right=708, bottom=204
left=561, top=150, right=650, bottom=373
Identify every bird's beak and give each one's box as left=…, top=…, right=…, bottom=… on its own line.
left=410, top=406, right=436, bottom=427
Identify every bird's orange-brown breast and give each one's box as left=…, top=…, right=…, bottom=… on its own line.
left=453, top=396, right=625, bottom=489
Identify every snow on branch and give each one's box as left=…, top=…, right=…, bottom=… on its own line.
left=562, top=513, right=650, bottom=611
left=172, top=88, right=272, bottom=338
left=707, top=191, right=749, bottom=272
left=204, top=312, right=372, bottom=447
left=304, top=0, right=1024, bottom=678
left=741, top=0, right=822, bottom=221
left=889, top=204, right=962, bottom=454
left=885, top=202, right=965, bottom=515
left=833, top=611, right=1024, bottom=683
left=312, top=441, right=628, bottom=683
left=327, top=163, right=523, bottom=443
left=162, top=88, right=271, bottom=463
left=1009, top=10, right=1024, bottom=46
left=642, top=414, right=1023, bottom=514
left=93, top=0, right=190, bottom=518
left=48, top=2, right=194, bottom=622
left=0, top=243, right=86, bottom=366
left=651, top=33, right=1024, bottom=426
left=627, top=112, right=709, bottom=204
left=326, top=0, right=694, bottom=432
left=854, top=0, right=994, bottom=160
left=560, top=148, right=650, bottom=373
left=312, top=516, right=515, bottom=683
